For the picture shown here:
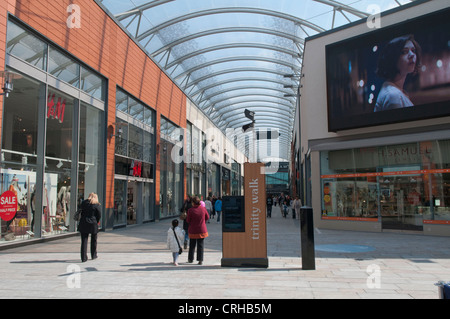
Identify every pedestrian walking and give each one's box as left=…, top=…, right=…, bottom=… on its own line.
left=167, top=219, right=185, bottom=266
left=77, top=193, right=101, bottom=263
left=205, top=197, right=213, bottom=223
left=181, top=195, right=192, bottom=249
left=211, top=196, right=217, bottom=220
left=266, top=194, right=273, bottom=218
left=187, top=196, right=210, bottom=265
left=214, top=197, right=223, bottom=223
left=293, top=196, right=302, bottom=219
left=282, top=195, right=290, bottom=218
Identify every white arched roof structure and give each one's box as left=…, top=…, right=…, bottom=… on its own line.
left=98, top=0, right=417, bottom=161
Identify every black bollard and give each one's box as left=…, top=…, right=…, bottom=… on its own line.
left=300, top=206, right=316, bottom=270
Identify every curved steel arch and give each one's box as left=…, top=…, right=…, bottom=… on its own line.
left=224, top=111, right=294, bottom=126
left=211, top=93, right=294, bottom=110
left=150, top=26, right=305, bottom=58
left=202, top=101, right=295, bottom=119
left=135, top=7, right=325, bottom=42
left=114, top=0, right=175, bottom=20
left=164, top=42, right=301, bottom=70
left=190, top=77, right=292, bottom=98
left=184, top=67, right=294, bottom=91
left=198, top=85, right=293, bottom=104
left=100, top=0, right=412, bottom=162
left=225, top=119, right=294, bottom=133
left=173, top=55, right=301, bottom=81
left=210, top=99, right=295, bottom=117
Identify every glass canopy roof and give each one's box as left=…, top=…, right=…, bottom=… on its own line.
left=98, top=0, right=416, bottom=162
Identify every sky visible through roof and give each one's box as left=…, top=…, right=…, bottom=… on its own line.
left=98, top=0, right=416, bottom=162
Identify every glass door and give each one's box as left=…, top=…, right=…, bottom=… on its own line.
left=127, top=181, right=137, bottom=225
left=381, top=174, right=424, bottom=231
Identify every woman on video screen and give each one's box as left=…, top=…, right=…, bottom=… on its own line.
left=374, top=34, right=422, bottom=112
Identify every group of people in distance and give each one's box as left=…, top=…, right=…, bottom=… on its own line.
left=266, top=193, right=302, bottom=219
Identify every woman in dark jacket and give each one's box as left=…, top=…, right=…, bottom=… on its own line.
left=181, top=195, right=192, bottom=249
left=78, top=193, right=101, bottom=262
left=186, top=196, right=209, bottom=265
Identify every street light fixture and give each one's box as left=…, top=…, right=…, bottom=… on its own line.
left=0, top=70, right=22, bottom=98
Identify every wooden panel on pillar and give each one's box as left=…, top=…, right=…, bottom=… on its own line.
left=221, top=162, right=268, bottom=268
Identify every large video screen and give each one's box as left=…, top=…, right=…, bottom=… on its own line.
left=326, top=8, right=450, bottom=132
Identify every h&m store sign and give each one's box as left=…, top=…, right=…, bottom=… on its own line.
left=47, top=93, right=66, bottom=124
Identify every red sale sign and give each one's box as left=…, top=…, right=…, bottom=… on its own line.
left=0, top=191, right=18, bottom=221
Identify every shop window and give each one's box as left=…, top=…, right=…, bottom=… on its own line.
left=1, top=73, right=105, bottom=242
left=114, top=118, right=129, bottom=157
left=113, top=179, right=127, bottom=226
left=159, top=117, right=183, bottom=219
left=143, top=107, right=153, bottom=126
left=321, top=141, right=450, bottom=226
left=48, top=47, right=80, bottom=88
left=129, top=98, right=144, bottom=122
left=128, top=124, right=144, bottom=160
left=1, top=75, right=41, bottom=241
left=7, top=19, right=105, bottom=102
left=143, top=131, right=152, bottom=163
left=78, top=102, right=104, bottom=208
left=80, top=66, right=105, bottom=101
left=6, top=20, right=47, bottom=71
left=44, top=88, right=74, bottom=234
left=116, top=90, right=128, bottom=113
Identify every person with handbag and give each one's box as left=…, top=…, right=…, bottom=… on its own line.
left=77, top=193, right=101, bottom=263
left=167, top=219, right=185, bottom=266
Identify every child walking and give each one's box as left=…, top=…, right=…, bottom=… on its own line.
left=167, top=219, right=185, bottom=266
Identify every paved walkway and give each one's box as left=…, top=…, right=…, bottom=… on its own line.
left=0, top=206, right=449, bottom=299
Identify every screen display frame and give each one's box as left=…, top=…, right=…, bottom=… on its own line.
left=222, top=196, right=245, bottom=233
left=326, top=8, right=450, bottom=132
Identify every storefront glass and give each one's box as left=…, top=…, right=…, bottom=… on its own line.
left=208, top=163, right=220, bottom=197
left=113, top=179, right=127, bottom=226
left=222, top=167, right=230, bottom=196
left=1, top=75, right=41, bottom=241
left=78, top=102, right=104, bottom=210
left=43, top=88, right=74, bottom=234
left=159, top=117, right=183, bottom=219
left=1, top=73, right=105, bottom=242
left=1, top=18, right=106, bottom=243
left=114, top=88, right=155, bottom=226
left=320, top=140, right=450, bottom=230
left=231, top=161, right=241, bottom=195
left=6, top=20, right=47, bottom=70
left=48, top=47, right=80, bottom=87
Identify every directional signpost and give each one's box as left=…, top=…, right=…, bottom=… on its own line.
left=242, top=109, right=255, bottom=133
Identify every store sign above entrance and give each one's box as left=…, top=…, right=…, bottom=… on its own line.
left=131, top=160, right=142, bottom=177
left=0, top=191, right=18, bottom=221
left=47, top=93, right=66, bottom=124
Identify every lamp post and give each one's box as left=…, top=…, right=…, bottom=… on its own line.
left=0, top=70, right=22, bottom=98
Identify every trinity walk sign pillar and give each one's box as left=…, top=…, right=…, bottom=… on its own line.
left=221, top=163, right=268, bottom=268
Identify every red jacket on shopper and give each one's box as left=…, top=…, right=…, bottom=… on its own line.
left=187, top=204, right=209, bottom=239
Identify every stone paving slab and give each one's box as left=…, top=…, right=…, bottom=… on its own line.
left=0, top=206, right=449, bottom=299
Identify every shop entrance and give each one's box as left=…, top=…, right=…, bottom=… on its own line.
left=114, top=177, right=155, bottom=227
left=127, top=181, right=138, bottom=225
left=380, top=174, right=424, bottom=231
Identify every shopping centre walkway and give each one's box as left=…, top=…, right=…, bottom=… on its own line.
left=0, top=206, right=449, bottom=299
